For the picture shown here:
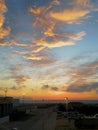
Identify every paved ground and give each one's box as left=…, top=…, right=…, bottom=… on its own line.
left=0, top=107, right=57, bottom=130
left=1, top=109, right=98, bottom=130
left=55, top=115, right=98, bottom=130
left=55, top=117, right=75, bottom=130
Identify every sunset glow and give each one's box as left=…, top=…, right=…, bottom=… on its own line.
left=0, top=0, right=98, bottom=100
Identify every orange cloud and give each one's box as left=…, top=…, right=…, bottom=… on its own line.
left=0, top=39, right=28, bottom=46
left=36, top=31, right=85, bottom=48
left=25, top=53, right=56, bottom=68
left=13, top=40, right=28, bottom=47
left=12, top=47, right=43, bottom=58
left=27, top=0, right=88, bottom=54
left=44, top=21, right=55, bottom=37
left=0, top=26, right=11, bottom=39
left=29, top=7, right=44, bottom=15
left=0, top=14, right=5, bottom=28
left=28, top=45, right=45, bottom=53
left=36, top=39, right=74, bottom=48
left=0, top=0, right=11, bottom=39
left=50, top=9, right=89, bottom=23
left=28, top=0, right=59, bottom=40
left=24, top=53, right=45, bottom=61
left=0, top=0, right=7, bottom=13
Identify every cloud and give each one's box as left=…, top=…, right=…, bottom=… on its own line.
left=36, top=52, right=97, bottom=93
left=28, top=45, right=45, bottom=53
left=42, top=84, right=49, bottom=89
left=13, top=75, right=30, bottom=85
left=65, top=58, right=98, bottom=93
left=0, top=14, right=5, bottom=28
left=44, top=21, right=55, bottom=37
left=27, top=51, right=98, bottom=88
left=23, top=50, right=57, bottom=67
left=0, top=0, right=7, bottom=13
left=0, top=0, right=11, bottom=39
left=0, top=39, right=28, bottom=47
left=51, top=86, right=58, bottom=91
left=10, top=85, right=26, bottom=90
left=5, top=66, right=31, bottom=85
left=3, top=74, right=31, bottom=85
left=62, top=31, right=86, bottom=41
left=10, top=86, right=17, bottom=90
left=36, top=39, right=74, bottom=48
left=0, top=26, right=11, bottom=39
left=30, top=54, right=56, bottom=67
left=69, top=0, right=93, bottom=9
left=24, top=53, right=46, bottom=61
left=29, top=7, right=44, bottom=15
left=41, top=84, right=59, bottom=91
left=69, top=61, right=98, bottom=81
left=35, top=31, right=85, bottom=48
left=0, top=40, right=12, bottom=46
left=50, top=9, right=89, bottom=23
left=66, top=82, right=98, bottom=92
left=27, top=0, right=90, bottom=55
left=12, top=44, right=46, bottom=59
left=0, top=0, right=97, bottom=73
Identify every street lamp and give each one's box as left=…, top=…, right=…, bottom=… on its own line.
left=22, top=93, right=26, bottom=104
left=64, top=97, right=68, bottom=113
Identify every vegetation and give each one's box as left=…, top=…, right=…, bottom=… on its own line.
left=57, top=102, right=98, bottom=116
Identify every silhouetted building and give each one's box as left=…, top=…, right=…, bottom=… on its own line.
left=0, top=97, right=13, bottom=124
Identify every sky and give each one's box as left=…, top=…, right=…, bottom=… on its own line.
left=0, top=0, right=98, bottom=100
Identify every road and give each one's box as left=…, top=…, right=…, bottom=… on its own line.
left=0, top=107, right=57, bottom=130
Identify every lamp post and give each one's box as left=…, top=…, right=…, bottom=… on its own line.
left=65, top=97, right=68, bottom=113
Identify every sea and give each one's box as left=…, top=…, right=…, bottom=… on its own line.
left=70, top=100, right=98, bottom=104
